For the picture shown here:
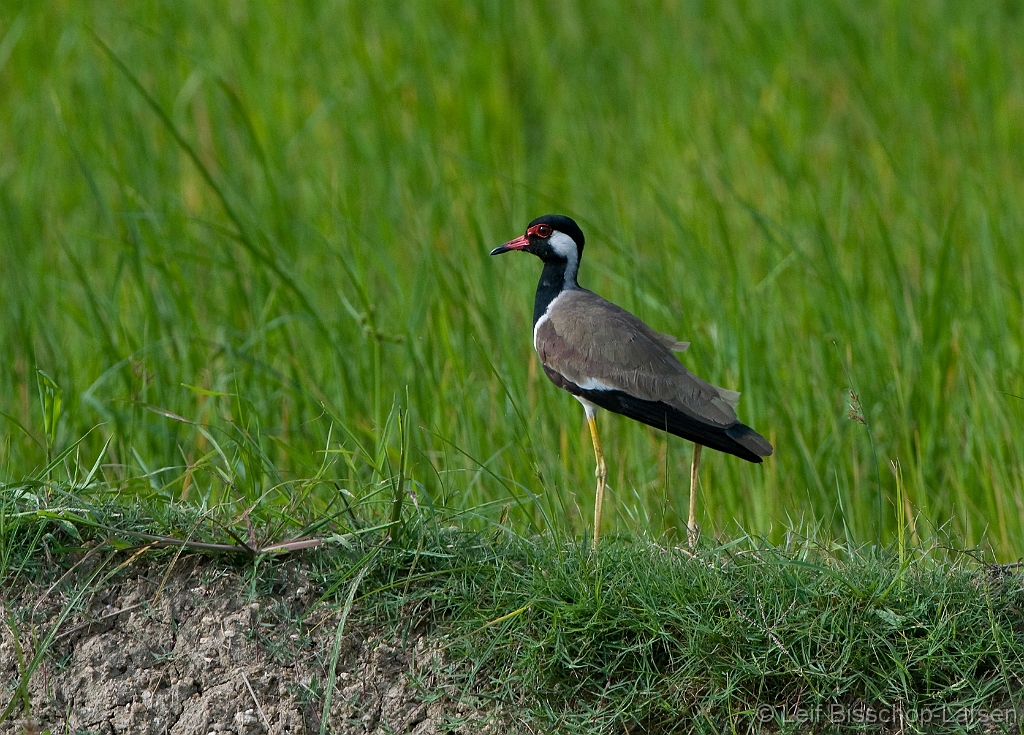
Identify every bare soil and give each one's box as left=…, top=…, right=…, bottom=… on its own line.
left=0, top=556, right=509, bottom=735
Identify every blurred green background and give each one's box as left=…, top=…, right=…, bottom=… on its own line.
left=2, top=1, right=1023, bottom=556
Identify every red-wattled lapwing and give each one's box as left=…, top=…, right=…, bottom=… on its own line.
left=491, top=214, right=773, bottom=546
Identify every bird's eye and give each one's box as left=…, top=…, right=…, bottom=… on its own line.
left=535, top=224, right=552, bottom=238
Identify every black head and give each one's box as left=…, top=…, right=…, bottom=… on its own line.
left=490, top=214, right=586, bottom=264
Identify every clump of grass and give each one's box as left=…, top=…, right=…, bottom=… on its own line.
left=334, top=533, right=1023, bottom=734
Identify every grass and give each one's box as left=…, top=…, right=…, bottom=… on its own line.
left=337, top=531, right=1024, bottom=733
left=2, top=1, right=1024, bottom=731
left=3, top=487, right=1023, bottom=733
left=2, top=1, right=1024, bottom=550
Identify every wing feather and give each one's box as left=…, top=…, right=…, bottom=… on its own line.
left=536, top=289, right=738, bottom=426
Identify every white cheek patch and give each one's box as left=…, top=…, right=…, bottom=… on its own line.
left=548, top=231, right=577, bottom=259
left=549, top=230, right=579, bottom=284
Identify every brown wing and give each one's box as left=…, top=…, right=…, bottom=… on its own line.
left=535, top=289, right=739, bottom=426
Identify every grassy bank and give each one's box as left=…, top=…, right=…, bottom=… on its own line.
left=2, top=489, right=1023, bottom=733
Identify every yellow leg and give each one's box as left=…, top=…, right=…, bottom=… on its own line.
left=688, top=443, right=703, bottom=547
left=586, top=411, right=607, bottom=548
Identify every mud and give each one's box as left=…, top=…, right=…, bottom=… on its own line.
left=0, top=557, right=508, bottom=734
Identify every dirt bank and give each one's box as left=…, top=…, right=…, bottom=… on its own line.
left=0, top=556, right=507, bottom=734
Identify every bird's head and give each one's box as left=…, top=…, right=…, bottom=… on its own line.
left=490, top=214, right=585, bottom=265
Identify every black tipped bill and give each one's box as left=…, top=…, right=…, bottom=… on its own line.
left=490, top=234, right=529, bottom=256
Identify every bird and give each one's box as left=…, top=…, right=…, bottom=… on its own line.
left=490, top=214, right=772, bottom=546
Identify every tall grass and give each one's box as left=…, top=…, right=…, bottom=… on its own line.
left=1, top=2, right=1023, bottom=556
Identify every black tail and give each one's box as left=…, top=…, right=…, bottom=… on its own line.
left=579, top=387, right=773, bottom=463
